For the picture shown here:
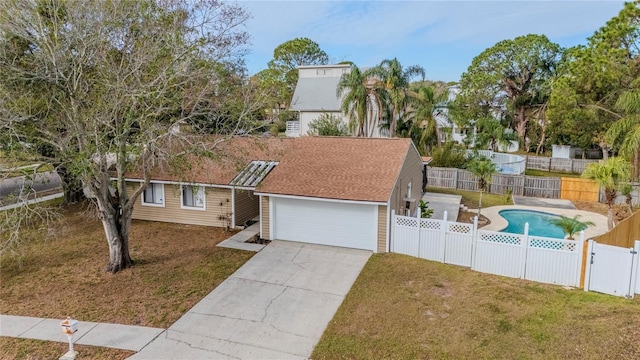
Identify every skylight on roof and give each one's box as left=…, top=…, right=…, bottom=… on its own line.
left=230, top=160, right=278, bottom=188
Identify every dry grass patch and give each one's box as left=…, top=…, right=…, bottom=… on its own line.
left=0, top=203, right=254, bottom=329
left=313, top=254, right=640, bottom=360
left=0, top=338, right=134, bottom=360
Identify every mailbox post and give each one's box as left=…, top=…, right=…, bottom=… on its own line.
left=60, top=318, right=78, bottom=360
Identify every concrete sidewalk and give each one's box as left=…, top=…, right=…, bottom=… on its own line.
left=216, top=223, right=264, bottom=251
left=0, top=314, right=164, bottom=352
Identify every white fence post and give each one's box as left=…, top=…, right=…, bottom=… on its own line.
left=440, top=211, right=448, bottom=262
left=584, top=239, right=595, bottom=292
left=630, top=240, right=640, bottom=296
left=520, top=223, right=530, bottom=279
left=416, top=207, right=421, bottom=257
left=391, top=209, right=395, bottom=252
left=576, top=231, right=585, bottom=287
left=470, top=216, right=478, bottom=269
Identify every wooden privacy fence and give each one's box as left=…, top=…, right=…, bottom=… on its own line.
left=525, top=156, right=597, bottom=174
left=427, top=167, right=561, bottom=198
left=594, top=210, right=640, bottom=248
left=560, top=177, right=599, bottom=202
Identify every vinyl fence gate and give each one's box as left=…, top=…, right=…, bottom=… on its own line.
left=584, top=240, right=640, bottom=298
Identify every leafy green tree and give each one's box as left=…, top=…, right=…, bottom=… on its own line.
left=430, top=141, right=467, bottom=168
left=466, top=156, right=498, bottom=218
left=307, top=113, right=349, bottom=136
left=0, top=0, right=250, bottom=272
left=582, top=157, right=632, bottom=230
left=459, top=34, right=561, bottom=150
left=366, top=58, right=425, bottom=137
left=607, top=86, right=640, bottom=180
left=260, top=37, right=329, bottom=108
left=548, top=215, right=595, bottom=240
left=548, top=2, right=639, bottom=164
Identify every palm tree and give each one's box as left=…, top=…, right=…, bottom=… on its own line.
left=582, top=157, right=631, bottom=230
left=366, top=58, right=425, bottom=137
left=473, top=117, right=518, bottom=152
left=619, top=182, right=635, bottom=215
left=548, top=215, right=595, bottom=240
left=606, top=89, right=640, bottom=180
left=337, top=64, right=384, bottom=137
left=466, top=156, right=498, bottom=219
left=400, top=83, right=449, bottom=154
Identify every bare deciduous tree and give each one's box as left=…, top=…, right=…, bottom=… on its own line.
left=0, top=0, right=252, bottom=272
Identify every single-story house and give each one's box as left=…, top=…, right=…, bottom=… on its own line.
left=124, top=137, right=290, bottom=229
left=127, top=136, right=423, bottom=253
left=255, top=137, right=423, bottom=252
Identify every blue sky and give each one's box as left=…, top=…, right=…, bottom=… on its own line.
left=237, top=0, right=626, bottom=82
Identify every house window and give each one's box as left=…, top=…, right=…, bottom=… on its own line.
left=181, top=185, right=206, bottom=210
left=316, top=69, right=326, bottom=75
left=142, top=183, right=164, bottom=207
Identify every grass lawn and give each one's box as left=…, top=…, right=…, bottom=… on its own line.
left=1, top=203, right=254, bottom=358
left=427, top=186, right=511, bottom=209
left=313, top=254, right=640, bottom=360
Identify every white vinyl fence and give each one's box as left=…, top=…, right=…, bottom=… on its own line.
left=584, top=240, right=640, bottom=298
left=474, top=228, right=584, bottom=287
left=391, top=212, right=584, bottom=287
left=392, top=214, right=475, bottom=267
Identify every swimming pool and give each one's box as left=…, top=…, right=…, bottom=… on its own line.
left=498, top=209, right=565, bottom=239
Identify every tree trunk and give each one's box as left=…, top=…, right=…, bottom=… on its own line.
left=634, top=149, right=639, bottom=181
left=605, top=188, right=616, bottom=230
left=515, top=106, right=528, bottom=151
left=478, top=190, right=483, bottom=219
left=56, top=165, right=85, bottom=204
left=607, top=205, right=614, bottom=231
left=100, top=208, right=133, bottom=273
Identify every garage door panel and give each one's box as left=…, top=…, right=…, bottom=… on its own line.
left=273, top=197, right=377, bottom=251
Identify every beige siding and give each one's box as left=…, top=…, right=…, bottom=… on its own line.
left=234, top=189, right=259, bottom=227
left=261, top=196, right=270, bottom=240
left=390, top=146, right=424, bottom=218
left=128, top=182, right=231, bottom=227
left=377, top=205, right=387, bottom=253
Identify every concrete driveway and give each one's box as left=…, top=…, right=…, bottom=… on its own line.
left=129, top=240, right=371, bottom=359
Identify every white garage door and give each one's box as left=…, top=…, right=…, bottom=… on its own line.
left=272, top=197, right=378, bottom=251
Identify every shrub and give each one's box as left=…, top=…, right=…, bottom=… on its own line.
left=430, top=141, right=467, bottom=168
left=307, top=113, right=349, bottom=136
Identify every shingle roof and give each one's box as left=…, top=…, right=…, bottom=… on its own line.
left=256, top=137, right=413, bottom=202
left=127, top=137, right=291, bottom=186
left=289, top=76, right=342, bottom=111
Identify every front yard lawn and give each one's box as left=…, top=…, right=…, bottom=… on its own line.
left=313, top=254, right=640, bottom=359
left=1, top=203, right=254, bottom=357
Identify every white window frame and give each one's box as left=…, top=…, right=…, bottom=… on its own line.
left=141, top=182, right=165, bottom=207
left=181, top=185, right=206, bottom=211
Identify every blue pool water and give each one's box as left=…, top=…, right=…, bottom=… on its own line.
left=499, top=209, right=565, bottom=239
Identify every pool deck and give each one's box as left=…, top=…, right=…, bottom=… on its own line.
left=475, top=205, right=608, bottom=240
